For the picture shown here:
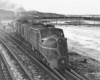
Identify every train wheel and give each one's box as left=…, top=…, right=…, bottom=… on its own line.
left=38, top=52, right=42, bottom=58
left=34, top=50, right=49, bottom=66
left=34, top=50, right=39, bottom=54
left=42, top=57, right=49, bottom=66
left=35, top=50, right=43, bottom=58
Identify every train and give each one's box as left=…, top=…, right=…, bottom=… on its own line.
left=15, top=19, right=69, bottom=70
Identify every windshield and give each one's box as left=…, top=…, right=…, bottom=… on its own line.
left=40, top=28, right=64, bottom=38
left=41, top=29, right=50, bottom=38
left=51, top=29, right=64, bottom=37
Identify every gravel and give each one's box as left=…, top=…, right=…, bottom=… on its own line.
left=69, top=51, right=100, bottom=80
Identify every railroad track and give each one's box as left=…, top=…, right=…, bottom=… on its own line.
left=0, top=50, right=14, bottom=80
left=0, top=29, right=87, bottom=80
left=65, top=69, right=87, bottom=80
left=0, top=39, right=34, bottom=80
left=0, top=30, right=66, bottom=80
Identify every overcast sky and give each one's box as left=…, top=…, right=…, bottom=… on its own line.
left=1, top=0, right=100, bottom=15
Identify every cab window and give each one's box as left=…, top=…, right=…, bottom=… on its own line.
left=40, top=29, right=50, bottom=38
left=51, top=29, right=64, bottom=37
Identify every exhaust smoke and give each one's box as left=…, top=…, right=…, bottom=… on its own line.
left=0, top=0, right=26, bottom=17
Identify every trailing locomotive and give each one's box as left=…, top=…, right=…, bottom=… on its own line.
left=15, top=20, right=69, bottom=70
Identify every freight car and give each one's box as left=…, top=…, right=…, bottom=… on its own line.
left=15, top=20, right=69, bottom=70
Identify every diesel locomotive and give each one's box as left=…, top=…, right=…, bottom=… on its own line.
left=15, top=20, right=69, bottom=70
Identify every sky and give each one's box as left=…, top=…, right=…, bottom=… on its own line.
left=1, top=0, right=100, bottom=15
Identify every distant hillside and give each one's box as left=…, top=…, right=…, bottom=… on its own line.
left=16, top=10, right=66, bottom=20
left=0, top=9, right=15, bottom=20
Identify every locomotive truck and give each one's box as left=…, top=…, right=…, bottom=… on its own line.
left=15, top=20, right=69, bottom=70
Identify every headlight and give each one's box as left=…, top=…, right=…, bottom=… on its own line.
left=58, top=39, right=62, bottom=44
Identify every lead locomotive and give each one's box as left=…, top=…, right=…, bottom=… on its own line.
left=15, top=20, right=69, bottom=70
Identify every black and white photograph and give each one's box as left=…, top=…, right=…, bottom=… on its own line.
left=0, top=0, right=100, bottom=80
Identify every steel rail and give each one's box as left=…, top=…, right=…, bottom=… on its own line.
left=65, top=69, right=87, bottom=80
